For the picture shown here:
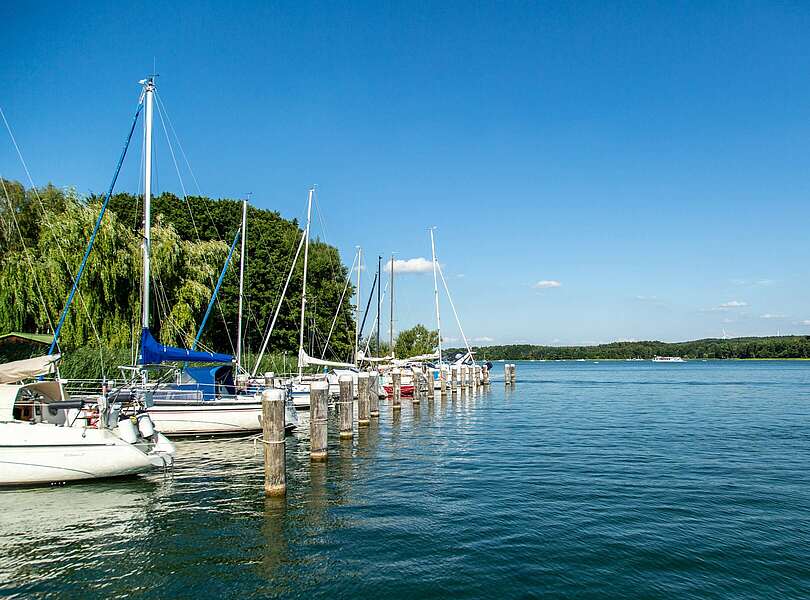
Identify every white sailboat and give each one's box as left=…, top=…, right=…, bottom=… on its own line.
left=120, top=78, right=296, bottom=436
left=0, top=355, right=175, bottom=486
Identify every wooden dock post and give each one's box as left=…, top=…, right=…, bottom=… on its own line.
left=483, top=365, right=490, bottom=385
left=439, top=369, right=447, bottom=397
left=462, top=365, right=469, bottom=390
left=392, top=368, right=402, bottom=410
left=413, top=370, right=422, bottom=404
left=262, top=388, right=286, bottom=497
left=357, top=372, right=370, bottom=426
left=338, top=375, right=353, bottom=439
left=510, top=363, right=517, bottom=383
left=451, top=366, right=458, bottom=394
left=370, top=371, right=380, bottom=417
left=505, top=363, right=512, bottom=385
left=310, top=381, right=328, bottom=461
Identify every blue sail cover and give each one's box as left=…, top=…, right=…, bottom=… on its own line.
left=139, top=328, right=233, bottom=365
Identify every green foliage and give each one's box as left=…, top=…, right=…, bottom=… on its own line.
left=447, top=336, right=810, bottom=361
left=394, top=324, right=439, bottom=358
left=0, top=181, right=356, bottom=365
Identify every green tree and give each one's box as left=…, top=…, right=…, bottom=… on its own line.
left=394, top=324, right=439, bottom=358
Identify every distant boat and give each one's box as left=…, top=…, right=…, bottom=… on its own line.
left=652, top=356, right=686, bottom=363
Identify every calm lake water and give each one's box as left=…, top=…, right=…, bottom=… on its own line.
left=1, top=360, right=809, bottom=599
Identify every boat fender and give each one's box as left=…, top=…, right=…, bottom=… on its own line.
left=137, top=413, right=156, bottom=438
left=117, top=416, right=139, bottom=444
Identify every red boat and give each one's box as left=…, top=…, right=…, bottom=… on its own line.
left=384, top=384, right=415, bottom=398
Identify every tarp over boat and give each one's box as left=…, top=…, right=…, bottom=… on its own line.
left=355, top=350, right=394, bottom=364
left=298, top=348, right=355, bottom=369
left=0, top=354, right=60, bottom=384
left=139, top=329, right=233, bottom=366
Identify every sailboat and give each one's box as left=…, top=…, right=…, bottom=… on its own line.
left=427, top=228, right=481, bottom=384
left=286, top=188, right=358, bottom=409
left=0, top=77, right=178, bottom=485
left=111, top=78, right=296, bottom=435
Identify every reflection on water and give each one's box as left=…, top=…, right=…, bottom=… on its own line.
left=2, top=361, right=810, bottom=599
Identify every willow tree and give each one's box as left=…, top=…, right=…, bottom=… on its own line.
left=0, top=184, right=227, bottom=353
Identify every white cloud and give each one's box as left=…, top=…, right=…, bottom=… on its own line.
left=473, top=336, right=494, bottom=343
left=385, top=257, right=434, bottom=273
left=760, top=313, right=786, bottom=320
left=441, top=336, right=459, bottom=343
left=720, top=300, right=747, bottom=308
left=456, top=273, right=465, bottom=279
left=802, top=320, right=810, bottom=326
left=533, top=280, right=561, bottom=289
left=635, top=295, right=658, bottom=301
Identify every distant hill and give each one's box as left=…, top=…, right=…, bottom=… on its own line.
left=445, top=336, right=810, bottom=360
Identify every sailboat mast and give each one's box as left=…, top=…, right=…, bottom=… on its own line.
left=355, top=246, right=361, bottom=365
left=298, top=188, right=314, bottom=378
left=376, top=255, right=381, bottom=355
left=430, top=228, right=443, bottom=366
left=236, top=198, right=248, bottom=370
left=141, top=77, right=155, bottom=332
left=389, top=254, right=394, bottom=354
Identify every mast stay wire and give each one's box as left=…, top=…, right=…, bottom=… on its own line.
left=0, top=106, right=106, bottom=357
left=152, top=91, right=236, bottom=356
left=0, top=176, right=55, bottom=336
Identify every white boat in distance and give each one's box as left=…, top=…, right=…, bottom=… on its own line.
left=652, top=356, right=686, bottom=363
left=0, top=355, right=176, bottom=486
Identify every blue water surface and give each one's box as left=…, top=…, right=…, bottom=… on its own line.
left=1, top=360, right=809, bottom=599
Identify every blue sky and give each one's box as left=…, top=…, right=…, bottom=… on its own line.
left=3, top=1, right=810, bottom=345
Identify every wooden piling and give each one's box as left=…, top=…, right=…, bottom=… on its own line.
left=262, top=388, right=286, bottom=497
left=357, top=372, right=370, bottom=426
left=505, top=363, right=512, bottom=386
left=413, top=370, right=422, bottom=404
left=392, top=368, right=402, bottom=410
left=309, top=381, right=328, bottom=461
left=510, top=363, right=517, bottom=383
left=370, top=371, right=380, bottom=417
left=483, top=365, right=490, bottom=385
left=451, top=366, right=458, bottom=394
left=439, top=369, right=447, bottom=397
left=338, top=375, right=353, bottom=439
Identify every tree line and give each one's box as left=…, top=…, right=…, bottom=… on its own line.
left=446, top=336, right=810, bottom=360
left=0, top=180, right=356, bottom=368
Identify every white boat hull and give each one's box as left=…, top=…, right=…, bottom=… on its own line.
left=0, top=422, right=174, bottom=486
left=147, top=396, right=298, bottom=436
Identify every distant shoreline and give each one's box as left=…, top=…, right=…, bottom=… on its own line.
left=445, top=335, right=810, bottom=361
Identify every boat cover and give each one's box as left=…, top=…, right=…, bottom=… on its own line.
left=179, top=366, right=235, bottom=401
left=0, top=354, right=60, bottom=384
left=298, top=348, right=355, bottom=369
left=139, top=328, right=233, bottom=365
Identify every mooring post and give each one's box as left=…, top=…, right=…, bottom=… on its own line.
left=505, top=363, right=512, bottom=386
left=262, top=387, right=286, bottom=496
left=483, top=365, right=490, bottom=385
left=357, top=372, right=370, bottom=426
left=370, top=370, right=380, bottom=417
left=310, top=381, right=328, bottom=461
left=338, top=375, right=353, bottom=439
left=451, top=366, right=458, bottom=394
left=413, top=370, right=422, bottom=404
left=392, top=368, right=402, bottom=410
left=439, top=369, right=447, bottom=397
left=511, top=363, right=517, bottom=383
